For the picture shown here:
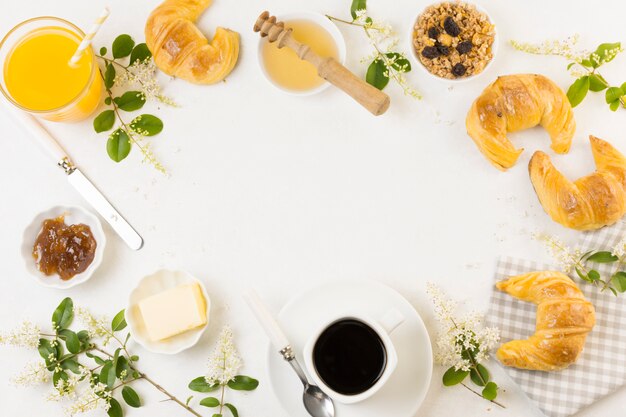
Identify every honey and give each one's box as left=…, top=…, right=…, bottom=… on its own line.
left=261, top=19, right=339, bottom=92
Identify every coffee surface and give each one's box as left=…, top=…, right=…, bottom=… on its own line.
left=312, top=319, right=387, bottom=395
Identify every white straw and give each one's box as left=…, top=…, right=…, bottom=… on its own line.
left=69, top=7, right=110, bottom=66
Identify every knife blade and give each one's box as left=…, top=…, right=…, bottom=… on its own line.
left=4, top=105, right=144, bottom=250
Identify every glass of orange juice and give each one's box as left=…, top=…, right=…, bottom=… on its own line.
left=0, top=17, right=102, bottom=122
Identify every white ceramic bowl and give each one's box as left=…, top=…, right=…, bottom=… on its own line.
left=126, top=269, right=211, bottom=355
left=21, top=205, right=105, bottom=289
left=256, top=11, right=347, bottom=96
left=408, top=1, right=498, bottom=83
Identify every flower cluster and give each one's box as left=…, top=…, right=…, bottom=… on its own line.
left=0, top=320, right=40, bottom=349
left=115, top=58, right=177, bottom=106
left=63, top=382, right=111, bottom=416
left=510, top=35, right=587, bottom=64
left=206, top=326, right=242, bottom=386
left=10, top=361, right=49, bottom=386
left=75, top=307, right=112, bottom=345
left=427, top=283, right=499, bottom=371
left=535, top=233, right=582, bottom=273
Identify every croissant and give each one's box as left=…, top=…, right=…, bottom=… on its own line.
left=145, top=0, right=239, bottom=84
left=529, top=136, right=626, bottom=230
left=466, top=74, right=575, bottom=170
left=496, top=271, right=595, bottom=371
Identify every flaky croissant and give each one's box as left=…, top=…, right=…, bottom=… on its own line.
left=466, top=74, right=575, bottom=170
left=529, top=136, right=626, bottom=230
left=145, top=0, right=239, bottom=84
left=496, top=271, right=595, bottom=371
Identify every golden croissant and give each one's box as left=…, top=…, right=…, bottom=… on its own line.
left=145, top=0, right=239, bottom=84
left=529, top=136, right=626, bottom=230
left=466, top=74, right=575, bottom=170
left=496, top=271, right=595, bottom=371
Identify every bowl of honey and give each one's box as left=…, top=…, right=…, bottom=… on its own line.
left=257, top=11, right=346, bottom=96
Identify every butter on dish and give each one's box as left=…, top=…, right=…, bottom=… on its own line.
left=138, top=283, right=207, bottom=341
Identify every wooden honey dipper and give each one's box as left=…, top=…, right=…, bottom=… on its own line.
left=254, top=11, right=391, bottom=116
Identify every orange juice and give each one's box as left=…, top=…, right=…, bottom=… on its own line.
left=261, top=19, right=339, bottom=92
left=1, top=18, right=102, bottom=122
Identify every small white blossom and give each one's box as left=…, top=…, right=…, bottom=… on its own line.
left=75, top=307, right=112, bottom=345
left=206, top=326, right=242, bottom=385
left=612, top=236, right=626, bottom=258
left=0, top=320, right=41, bottom=349
left=535, top=233, right=582, bottom=273
left=510, top=35, right=587, bottom=63
left=10, top=361, right=49, bottom=386
left=427, top=284, right=500, bottom=372
left=63, top=382, right=111, bottom=416
left=115, top=58, right=177, bottom=106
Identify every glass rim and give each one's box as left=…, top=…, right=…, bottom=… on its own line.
left=0, top=16, right=98, bottom=114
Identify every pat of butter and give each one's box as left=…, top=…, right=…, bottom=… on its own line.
left=138, top=283, right=207, bottom=341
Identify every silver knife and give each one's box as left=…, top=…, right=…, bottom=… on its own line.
left=5, top=106, right=144, bottom=250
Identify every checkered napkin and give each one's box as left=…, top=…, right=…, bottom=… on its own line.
left=487, top=221, right=626, bottom=417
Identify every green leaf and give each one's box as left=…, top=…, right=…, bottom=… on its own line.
left=77, top=330, right=89, bottom=342
left=130, top=114, right=163, bottom=136
left=470, top=364, right=490, bottom=386
left=107, top=129, right=132, bottom=162
left=224, top=403, right=239, bottom=417
left=59, top=329, right=80, bottom=354
left=86, top=352, right=106, bottom=365
left=114, top=91, right=145, bottom=112
left=591, top=42, right=622, bottom=67
left=567, top=76, right=590, bottom=107
left=61, top=358, right=81, bottom=374
left=588, top=269, right=601, bottom=282
left=122, top=386, right=141, bottom=408
left=107, top=398, right=123, bottom=417
left=482, top=381, right=498, bottom=401
left=130, top=43, right=152, bottom=65
left=52, top=298, right=74, bottom=330
left=606, top=87, right=623, bottom=104
left=610, top=100, right=620, bottom=111
left=581, top=58, right=594, bottom=68
left=99, top=46, right=107, bottom=56
left=189, top=377, right=220, bottom=392
left=112, top=34, right=135, bottom=59
left=105, top=97, right=112, bottom=105
left=94, top=110, right=115, bottom=133
left=200, top=397, right=221, bottom=408
left=212, top=415, right=223, bottom=417
left=116, top=356, right=131, bottom=379
left=99, top=361, right=116, bottom=389
left=385, top=52, right=411, bottom=72
left=186, top=396, right=193, bottom=406
left=589, top=74, right=608, bottom=92
left=587, top=251, right=619, bottom=263
left=609, top=286, right=618, bottom=296
left=104, top=63, right=116, bottom=89
left=567, top=62, right=576, bottom=70
left=575, top=267, right=588, bottom=282
left=228, top=375, right=259, bottom=391
left=53, top=370, right=68, bottom=386
left=611, top=271, right=626, bottom=293
left=366, top=58, right=389, bottom=90
left=111, top=310, right=127, bottom=331
left=350, top=0, right=367, bottom=19
left=442, top=366, right=469, bottom=386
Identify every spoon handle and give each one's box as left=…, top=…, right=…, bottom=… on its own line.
left=244, top=290, right=290, bottom=351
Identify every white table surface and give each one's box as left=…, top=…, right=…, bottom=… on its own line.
left=1, top=0, right=625, bottom=416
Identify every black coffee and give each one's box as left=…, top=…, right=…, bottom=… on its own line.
left=312, top=319, right=387, bottom=395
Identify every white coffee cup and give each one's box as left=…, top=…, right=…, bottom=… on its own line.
left=302, top=308, right=405, bottom=404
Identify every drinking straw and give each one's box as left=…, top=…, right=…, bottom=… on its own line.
left=68, top=7, right=110, bottom=66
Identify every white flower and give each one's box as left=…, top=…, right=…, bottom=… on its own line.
left=510, top=35, right=587, bottom=63
left=536, top=233, right=582, bottom=273
left=612, top=236, right=626, bottom=258
left=47, top=367, right=90, bottom=402
left=0, top=320, right=41, bottom=349
left=427, top=284, right=500, bottom=372
left=206, top=326, right=242, bottom=385
left=115, top=58, right=177, bottom=106
left=63, top=382, right=111, bottom=416
left=10, top=361, right=49, bottom=386
left=75, top=307, right=112, bottom=345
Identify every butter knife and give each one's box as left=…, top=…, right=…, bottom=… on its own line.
left=6, top=108, right=144, bottom=250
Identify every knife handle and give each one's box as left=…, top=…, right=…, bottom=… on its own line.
left=244, top=290, right=290, bottom=351
left=5, top=106, right=69, bottom=166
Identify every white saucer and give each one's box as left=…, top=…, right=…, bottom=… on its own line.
left=266, top=280, right=433, bottom=417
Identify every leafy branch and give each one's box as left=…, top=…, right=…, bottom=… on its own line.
left=326, top=0, right=420, bottom=98
left=511, top=38, right=624, bottom=111
left=94, top=34, right=171, bottom=173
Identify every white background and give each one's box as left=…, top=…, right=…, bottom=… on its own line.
left=1, top=0, right=625, bottom=416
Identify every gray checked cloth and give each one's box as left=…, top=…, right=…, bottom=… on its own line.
left=487, top=221, right=626, bottom=417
